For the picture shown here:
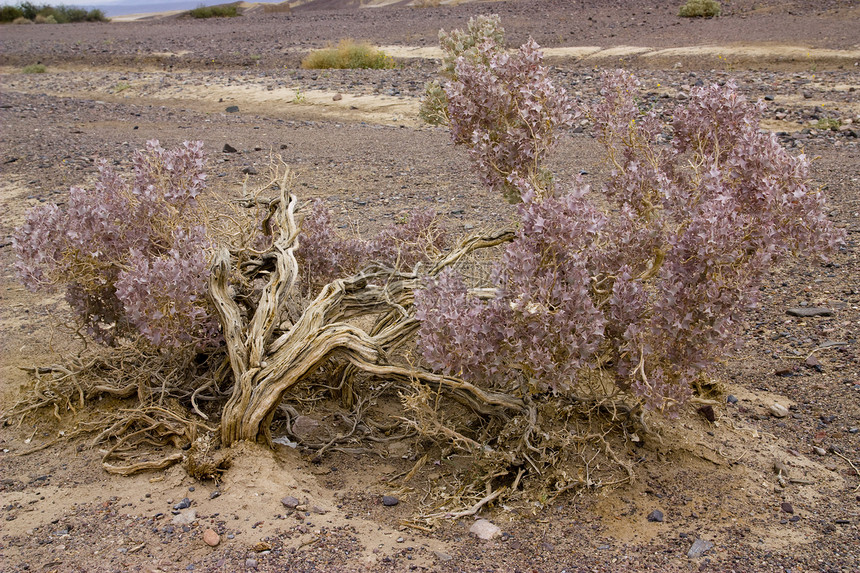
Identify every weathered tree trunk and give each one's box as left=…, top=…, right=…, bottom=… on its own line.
left=209, top=178, right=519, bottom=447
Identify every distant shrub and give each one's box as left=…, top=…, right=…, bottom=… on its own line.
left=2, top=3, right=108, bottom=23
left=679, top=0, right=721, bottom=17
left=188, top=4, right=239, bottom=18
left=301, top=40, right=395, bottom=70
left=814, top=118, right=841, bottom=131
left=22, top=63, right=46, bottom=73
left=0, top=5, right=24, bottom=22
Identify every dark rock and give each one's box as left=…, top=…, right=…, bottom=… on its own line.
left=332, top=93, right=343, bottom=101
left=241, top=166, right=258, bottom=175
left=647, top=509, right=664, bottom=523
left=225, top=105, right=239, bottom=113
left=697, top=405, right=716, bottom=422
left=173, top=498, right=191, bottom=510
left=780, top=502, right=794, bottom=514
left=382, top=495, right=399, bottom=507
left=786, top=307, right=832, bottom=317
left=726, top=395, right=738, bottom=404
left=222, top=143, right=238, bottom=153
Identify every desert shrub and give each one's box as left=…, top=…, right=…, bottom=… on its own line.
left=814, top=117, right=841, bottom=131
left=679, top=0, right=721, bottom=17
left=301, top=40, right=395, bottom=70
left=14, top=140, right=219, bottom=349
left=22, top=63, right=46, bottom=73
left=188, top=3, right=239, bottom=18
left=12, top=15, right=33, bottom=24
left=2, top=3, right=107, bottom=23
left=417, top=64, right=842, bottom=415
left=419, top=14, right=505, bottom=125
left=444, top=36, right=576, bottom=203
left=1, top=5, right=25, bottom=21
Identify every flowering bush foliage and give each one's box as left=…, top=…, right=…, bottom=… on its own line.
left=444, top=38, right=577, bottom=203
left=14, top=140, right=218, bottom=348
left=417, top=69, right=843, bottom=413
left=418, top=14, right=505, bottom=126
left=297, top=201, right=447, bottom=293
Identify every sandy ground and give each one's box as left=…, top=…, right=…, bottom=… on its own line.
left=1, top=1, right=859, bottom=571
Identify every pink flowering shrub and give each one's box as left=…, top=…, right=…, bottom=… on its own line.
left=417, top=67, right=843, bottom=413
left=14, top=140, right=219, bottom=348
left=444, top=36, right=577, bottom=203
left=297, top=201, right=447, bottom=293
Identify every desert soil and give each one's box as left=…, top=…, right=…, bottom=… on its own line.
left=1, top=0, right=859, bottom=571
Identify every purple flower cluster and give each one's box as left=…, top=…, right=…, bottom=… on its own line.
left=444, top=37, right=577, bottom=203
left=417, top=68, right=843, bottom=413
left=14, top=140, right=218, bottom=348
left=297, top=201, right=447, bottom=293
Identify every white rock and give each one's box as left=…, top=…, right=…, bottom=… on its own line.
left=469, top=519, right=501, bottom=540
left=769, top=403, right=789, bottom=418
left=172, top=509, right=197, bottom=525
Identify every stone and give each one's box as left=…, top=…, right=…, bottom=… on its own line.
left=780, top=501, right=794, bottom=514
left=332, top=93, right=343, bottom=101
left=241, top=166, right=258, bottom=175
left=173, top=497, right=191, bottom=510
left=203, top=528, right=220, bottom=547
left=171, top=509, right=197, bottom=525
left=382, top=495, right=399, bottom=507
left=225, top=105, right=239, bottom=113
left=726, top=395, right=738, bottom=404
left=647, top=509, right=664, bottom=523
left=281, top=496, right=300, bottom=509
left=222, top=143, right=238, bottom=153
left=786, top=307, right=832, bottom=317
left=469, top=519, right=501, bottom=540
left=813, top=446, right=827, bottom=456
left=291, top=415, right=321, bottom=439
left=433, top=551, right=453, bottom=561
left=770, top=403, right=789, bottom=418
left=687, top=538, right=713, bottom=559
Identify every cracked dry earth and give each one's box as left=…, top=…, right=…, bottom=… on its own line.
left=1, top=1, right=859, bottom=571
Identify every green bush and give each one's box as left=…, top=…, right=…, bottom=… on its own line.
left=1, top=3, right=108, bottom=23
left=0, top=5, right=25, bottom=22
left=188, top=4, right=239, bottom=18
left=301, top=40, right=395, bottom=70
left=814, top=118, right=841, bottom=131
left=22, top=64, right=47, bottom=73
left=679, top=0, right=721, bottom=17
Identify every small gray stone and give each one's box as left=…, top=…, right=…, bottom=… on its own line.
left=687, top=538, right=713, bottom=559
left=813, top=446, right=827, bottom=456
left=647, top=509, right=664, bottom=523
left=382, top=495, right=399, bottom=507
left=786, top=307, right=832, bottom=317
left=291, top=415, right=321, bottom=439
left=172, top=509, right=197, bottom=525
left=433, top=551, right=453, bottom=561
left=225, top=105, right=239, bottom=113
left=332, top=93, right=343, bottom=101
left=281, top=496, right=300, bottom=509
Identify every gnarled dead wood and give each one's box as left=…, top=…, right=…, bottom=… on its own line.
left=210, top=176, right=518, bottom=447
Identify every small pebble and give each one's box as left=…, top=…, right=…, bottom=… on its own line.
left=382, top=495, right=399, bottom=507
left=647, top=509, right=664, bottom=523
left=203, top=528, right=220, bottom=547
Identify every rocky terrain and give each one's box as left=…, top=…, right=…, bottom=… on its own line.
left=1, top=1, right=858, bottom=571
